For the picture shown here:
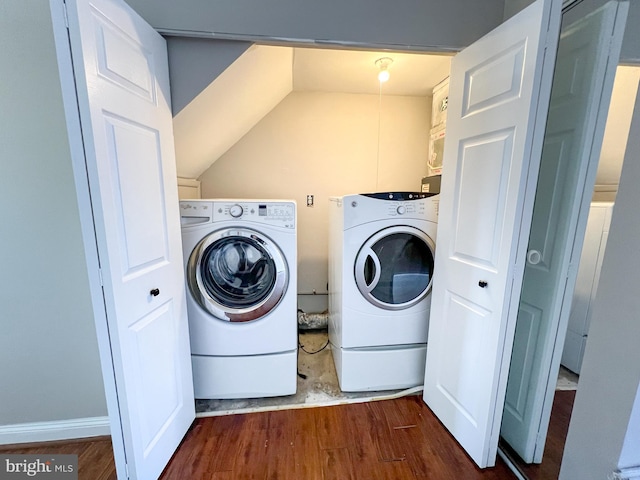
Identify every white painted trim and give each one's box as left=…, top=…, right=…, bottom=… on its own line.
left=594, top=183, right=618, bottom=192
left=177, top=177, right=201, bottom=199
left=158, top=30, right=461, bottom=54
left=0, top=417, right=110, bottom=445
left=611, top=466, right=640, bottom=480
left=177, top=177, right=201, bottom=188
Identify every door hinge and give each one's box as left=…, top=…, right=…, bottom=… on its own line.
left=512, top=262, right=525, bottom=282
left=566, top=261, right=577, bottom=279
left=63, top=4, right=69, bottom=28
left=62, top=0, right=69, bottom=28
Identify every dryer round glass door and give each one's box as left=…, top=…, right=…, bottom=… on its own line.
left=187, top=227, right=288, bottom=322
left=354, top=226, right=435, bottom=310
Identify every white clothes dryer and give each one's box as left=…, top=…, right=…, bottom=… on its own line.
left=328, top=192, right=438, bottom=391
left=180, top=199, right=297, bottom=399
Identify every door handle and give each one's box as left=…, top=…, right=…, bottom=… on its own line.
left=527, top=249, right=542, bottom=265
left=478, top=281, right=488, bottom=288
left=150, top=288, right=160, bottom=297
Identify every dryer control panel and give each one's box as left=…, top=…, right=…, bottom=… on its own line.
left=341, top=193, right=439, bottom=229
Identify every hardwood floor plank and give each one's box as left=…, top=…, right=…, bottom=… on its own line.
left=293, top=408, right=323, bottom=480
left=207, top=414, right=250, bottom=473
left=390, top=396, right=516, bottom=480
left=161, top=414, right=253, bottom=478
left=0, top=436, right=112, bottom=451
left=367, top=459, right=417, bottom=480
left=343, top=402, right=397, bottom=478
left=349, top=402, right=384, bottom=459
left=232, top=412, right=270, bottom=480
left=322, top=447, right=355, bottom=480
left=78, top=441, right=116, bottom=480
left=161, top=418, right=217, bottom=479
left=314, top=403, right=352, bottom=450
left=368, top=398, right=415, bottom=462
left=0, top=438, right=117, bottom=480
left=211, top=472, right=237, bottom=480
left=265, top=410, right=296, bottom=480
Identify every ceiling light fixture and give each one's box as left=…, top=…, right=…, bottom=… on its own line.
left=375, top=57, right=393, bottom=83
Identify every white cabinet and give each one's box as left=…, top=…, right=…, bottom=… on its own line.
left=431, top=77, right=449, bottom=130
left=428, top=127, right=446, bottom=176
left=561, top=202, right=614, bottom=374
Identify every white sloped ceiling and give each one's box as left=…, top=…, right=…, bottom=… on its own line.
left=173, top=45, right=294, bottom=179
left=172, top=44, right=453, bottom=179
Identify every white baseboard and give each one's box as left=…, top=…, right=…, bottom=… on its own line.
left=611, top=466, right=640, bottom=480
left=0, top=416, right=110, bottom=445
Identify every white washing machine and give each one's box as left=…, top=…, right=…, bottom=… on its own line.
left=328, top=192, right=438, bottom=391
left=180, top=199, right=297, bottom=399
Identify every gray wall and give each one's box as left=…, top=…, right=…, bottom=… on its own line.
left=563, top=0, right=640, bottom=64
left=503, top=0, right=537, bottom=19
left=127, top=0, right=505, bottom=52
left=504, top=0, right=640, bottom=63
left=166, top=38, right=251, bottom=114
left=0, top=1, right=106, bottom=426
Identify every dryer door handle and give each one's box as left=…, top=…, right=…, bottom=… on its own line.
left=363, top=249, right=382, bottom=292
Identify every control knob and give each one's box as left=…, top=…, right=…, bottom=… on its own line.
left=396, top=205, right=406, bottom=215
left=229, top=204, right=243, bottom=218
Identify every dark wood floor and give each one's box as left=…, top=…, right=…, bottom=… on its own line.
left=1, top=395, right=518, bottom=480
left=161, top=395, right=516, bottom=479
left=0, top=391, right=578, bottom=479
left=0, top=436, right=116, bottom=480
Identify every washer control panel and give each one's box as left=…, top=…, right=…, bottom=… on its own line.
left=214, top=201, right=296, bottom=228
left=179, top=201, right=213, bottom=226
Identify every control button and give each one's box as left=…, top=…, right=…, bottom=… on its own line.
left=396, top=206, right=406, bottom=215
left=229, top=204, right=243, bottom=218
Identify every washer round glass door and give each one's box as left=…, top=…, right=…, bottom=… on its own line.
left=354, top=226, right=435, bottom=310
left=187, top=228, right=288, bottom=322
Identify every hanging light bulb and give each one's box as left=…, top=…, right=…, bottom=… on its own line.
left=375, top=57, right=393, bottom=83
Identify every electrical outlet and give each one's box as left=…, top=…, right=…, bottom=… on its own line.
left=306, top=195, right=314, bottom=207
